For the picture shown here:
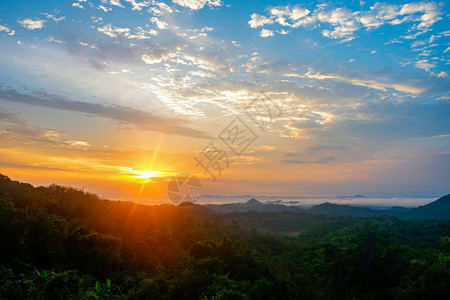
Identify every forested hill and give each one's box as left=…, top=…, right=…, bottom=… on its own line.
left=1, top=173, right=449, bottom=299
left=400, top=194, right=450, bottom=220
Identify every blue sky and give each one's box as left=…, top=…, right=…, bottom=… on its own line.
left=0, top=0, right=449, bottom=200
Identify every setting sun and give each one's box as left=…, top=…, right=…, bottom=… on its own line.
left=120, top=167, right=164, bottom=182
left=135, top=170, right=162, bottom=180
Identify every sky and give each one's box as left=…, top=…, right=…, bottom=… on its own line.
left=0, top=0, right=449, bottom=204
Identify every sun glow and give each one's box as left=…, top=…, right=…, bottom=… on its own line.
left=135, top=170, right=162, bottom=180
left=120, top=167, right=164, bottom=181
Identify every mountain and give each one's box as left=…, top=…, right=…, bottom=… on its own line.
left=242, top=198, right=263, bottom=206
left=205, top=199, right=382, bottom=216
left=399, top=194, right=450, bottom=220
left=383, top=206, right=411, bottom=213
left=352, top=194, right=368, bottom=198
left=204, top=195, right=450, bottom=219
left=308, top=202, right=380, bottom=217
left=204, top=198, right=304, bottom=213
left=204, top=199, right=415, bottom=217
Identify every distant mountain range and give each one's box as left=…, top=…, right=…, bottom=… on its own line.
left=204, top=194, right=450, bottom=220
left=307, top=202, right=406, bottom=217
left=205, top=198, right=304, bottom=213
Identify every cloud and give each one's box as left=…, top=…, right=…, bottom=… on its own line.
left=98, top=5, right=112, bottom=12
left=150, top=17, right=168, bottom=29
left=140, top=44, right=184, bottom=64
left=183, top=26, right=214, bottom=39
left=399, top=1, right=442, bottom=29
left=276, top=29, right=290, bottom=35
left=139, top=42, right=230, bottom=74
left=128, top=26, right=158, bottom=39
left=141, top=54, right=167, bottom=64
left=1, top=107, right=195, bottom=176
left=270, top=5, right=311, bottom=27
left=78, top=41, right=99, bottom=50
left=260, top=29, right=274, bottom=38
left=281, top=145, right=347, bottom=164
left=41, top=13, right=66, bottom=23
left=416, top=59, right=436, bottom=71
left=250, top=1, right=443, bottom=40
left=0, top=107, right=91, bottom=149
left=0, top=86, right=212, bottom=139
left=0, top=24, right=15, bottom=36
left=73, top=2, right=85, bottom=9
left=172, top=0, right=222, bottom=10
left=149, top=1, right=174, bottom=15
left=124, top=0, right=151, bottom=11
left=97, top=24, right=131, bottom=38
left=285, top=69, right=427, bottom=95
left=18, top=18, right=45, bottom=30
left=278, top=102, right=450, bottom=168
left=0, top=109, right=22, bottom=124
left=282, top=157, right=335, bottom=164
left=329, top=102, right=450, bottom=141
left=72, top=3, right=84, bottom=9
left=102, top=0, right=124, bottom=8
left=281, top=123, right=312, bottom=139
left=45, top=36, right=66, bottom=44
left=249, top=13, right=274, bottom=28
left=0, top=161, right=67, bottom=172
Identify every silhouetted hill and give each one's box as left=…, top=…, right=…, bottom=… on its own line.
left=205, top=199, right=417, bottom=217
left=205, top=199, right=304, bottom=213
left=400, top=194, right=450, bottom=220
left=383, top=206, right=411, bottom=213
left=308, top=202, right=379, bottom=217
left=242, top=198, right=263, bottom=206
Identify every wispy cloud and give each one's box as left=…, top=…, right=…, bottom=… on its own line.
left=0, top=86, right=212, bottom=139
left=97, top=24, right=131, bottom=38
left=285, top=69, right=427, bottom=95
left=0, top=108, right=90, bottom=149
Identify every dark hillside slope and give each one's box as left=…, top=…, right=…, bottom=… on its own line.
left=400, top=194, right=450, bottom=220
left=308, top=202, right=379, bottom=217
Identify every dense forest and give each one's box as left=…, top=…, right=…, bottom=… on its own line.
left=0, top=173, right=449, bottom=299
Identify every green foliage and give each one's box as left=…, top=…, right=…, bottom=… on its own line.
left=0, top=174, right=449, bottom=299
left=0, top=266, right=120, bottom=300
